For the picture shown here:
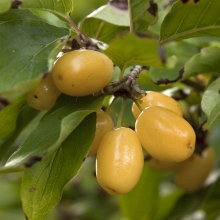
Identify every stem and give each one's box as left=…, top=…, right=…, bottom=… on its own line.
left=116, top=98, right=127, bottom=128
left=128, top=0, right=133, bottom=33
left=119, top=65, right=127, bottom=80
left=133, top=99, right=143, bottom=112
left=106, top=96, right=118, bottom=114
left=65, top=15, right=86, bottom=36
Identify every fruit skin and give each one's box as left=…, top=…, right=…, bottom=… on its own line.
left=174, top=147, right=215, bottom=193
left=148, top=157, right=181, bottom=172
left=96, top=127, right=144, bottom=195
left=135, top=106, right=196, bottom=162
left=87, top=110, right=114, bottom=157
left=52, top=49, right=114, bottom=97
left=26, top=73, right=61, bottom=110
left=132, top=91, right=183, bottom=119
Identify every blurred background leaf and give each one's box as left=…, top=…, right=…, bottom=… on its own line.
left=104, top=33, right=163, bottom=70
left=0, top=97, right=26, bottom=139
left=0, top=105, right=40, bottom=165
left=201, top=77, right=220, bottom=130
left=20, top=0, right=73, bottom=16
left=0, top=0, right=11, bottom=14
left=81, top=18, right=129, bottom=44
left=118, top=163, right=164, bottom=220
left=80, top=2, right=129, bottom=44
left=149, top=40, right=200, bottom=85
left=83, top=3, right=129, bottom=26
left=129, top=0, right=158, bottom=34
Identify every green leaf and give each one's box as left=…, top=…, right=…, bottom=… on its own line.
left=0, top=97, right=26, bottom=139
left=201, top=77, right=220, bottom=130
left=149, top=66, right=181, bottom=85
left=149, top=38, right=210, bottom=85
left=0, top=0, right=11, bottom=14
left=200, top=176, right=220, bottom=220
left=30, top=9, right=70, bottom=29
left=21, top=113, right=96, bottom=220
left=20, top=0, right=73, bottom=16
left=2, top=95, right=104, bottom=172
left=0, top=10, right=69, bottom=101
left=104, top=33, right=163, bottom=70
left=153, top=189, right=183, bottom=220
left=182, top=46, right=220, bottom=79
left=0, top=105, right=39, bottom=163
left=118, top=163, right=163, bottom=220
left=80, top=3, right=130, bottom=44
left=160, top=0, right=220, bottom=44
left=80, top=17, right=129, bottom=44
left=163, top=188, right=209, bottom=220
left=111, top=98, right=135, bottom=127
left=84, top=4, right=129, bottom=26
left=129, top=0, right=158, bottom=34
left=148, top=40, right=199, bottom=84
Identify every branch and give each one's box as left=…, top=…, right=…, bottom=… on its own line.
left=96, top=65, right=147, bottom=100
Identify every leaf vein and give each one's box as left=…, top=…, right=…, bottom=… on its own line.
left=174, top=7, right=191, bottom=36
left=194, top=0, right=212, bottom=29
left=161, top=25, right=220, bottom=44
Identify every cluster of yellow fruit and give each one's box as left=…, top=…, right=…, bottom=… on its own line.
left=135, top=92, right=215, bottom=193
left=26, top=49, right=114, bottom=110
left=93, top=92, right=215, bottom=195
left=25, top=49, right=215, bottom=195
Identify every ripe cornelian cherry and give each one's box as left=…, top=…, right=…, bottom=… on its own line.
left=26, top=73, right=61, bottom=110
left=96, top=127, right=144, bottom=195
left=132, top=91, right=183, bottom=119
left=135, top=106, right=196, bottom=162
left=51, top=49, right=114, bottom=97
left=87, top=110, right=114, bottom=157
left=174, top=147, right=215, bottom=193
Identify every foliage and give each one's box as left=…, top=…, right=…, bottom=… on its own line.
left=1, top=0, right=220, bottom=219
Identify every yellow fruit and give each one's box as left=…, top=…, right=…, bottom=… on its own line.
left=87, top=110, right=114, bottom=157
left=26, top=73, right=61, bottom=110
left=51, top=49, right=114, bottom=96
left=132, top=91, right=183, bottom=119
left=96, top=127, right=144, bottom=195
left=174, top=147, right=215, bottom=193
left=148, top=157, right=181, bottom=172
left=135, top=106, right=195, bottom=162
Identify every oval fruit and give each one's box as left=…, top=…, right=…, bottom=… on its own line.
left=26, top=73, right=61, bottom=110
left=132, top=91, right=183, bottom=119
left=135, top=106, right=196, bottom=162
left=96, top=127, right=144, bottom=195
left=174, top=147, right=215, bottom=193
left=87, top=110, right=114, bottom=157
left=52, top=49, right=114, bottom=97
